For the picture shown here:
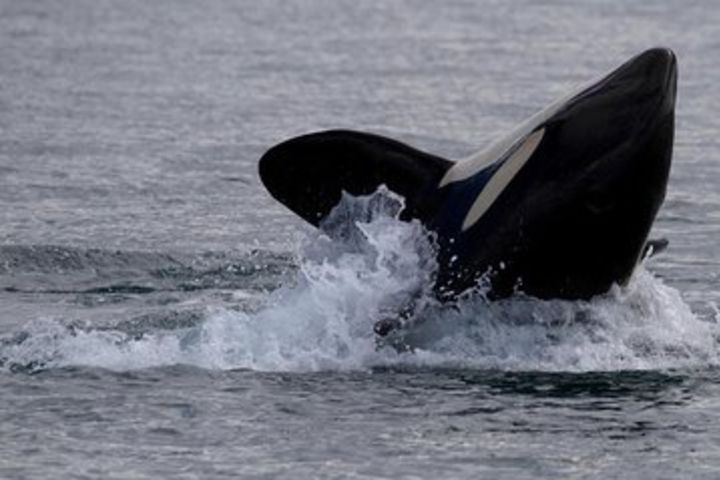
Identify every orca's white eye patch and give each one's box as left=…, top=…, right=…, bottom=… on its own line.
left=462, top=128, right=545, bottom=231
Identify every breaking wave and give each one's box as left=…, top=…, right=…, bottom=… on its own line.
left=2, top=189, right=718, bottom=373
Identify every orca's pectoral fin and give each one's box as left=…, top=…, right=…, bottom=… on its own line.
left=374, top=297, right=418, bottom=338
left=373, top=317, right=403, bottom=337
left=642, top=238, right=669, bottom=260
left=259, top=130, right=452, bottom=226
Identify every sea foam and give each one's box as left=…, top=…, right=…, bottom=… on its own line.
left=2, top=189, right=718, bottom=372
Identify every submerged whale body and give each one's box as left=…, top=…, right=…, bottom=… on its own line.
left=259, top=48, right=677, bottom=307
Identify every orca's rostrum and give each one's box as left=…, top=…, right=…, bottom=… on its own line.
left=259, top=48, right=677, bottom=324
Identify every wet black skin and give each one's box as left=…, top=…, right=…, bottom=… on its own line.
left=258, top=48, right=677, bottom=303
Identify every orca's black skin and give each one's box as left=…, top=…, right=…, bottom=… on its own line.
left=259, top=48, right=677, bottom=305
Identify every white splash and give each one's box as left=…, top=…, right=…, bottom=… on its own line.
left=2, top=190, right=718, bottom=373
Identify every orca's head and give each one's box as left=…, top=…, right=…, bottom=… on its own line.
left=457, top=48, right=678, bottom=298
left=541, top=47, right=677, bottom=188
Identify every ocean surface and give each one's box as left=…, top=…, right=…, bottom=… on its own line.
left=1, top=1, right=720, bottom=478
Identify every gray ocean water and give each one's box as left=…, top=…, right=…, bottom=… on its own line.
left=2, top=1, right=720, bottom=478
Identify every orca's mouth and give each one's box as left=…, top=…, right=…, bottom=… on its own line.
left=660, top=49, right=678, bottom=114
left=566, top=47, right=677, bottom=121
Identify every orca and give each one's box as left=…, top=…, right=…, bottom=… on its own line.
left=259, top=48, right=677, bottom=319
